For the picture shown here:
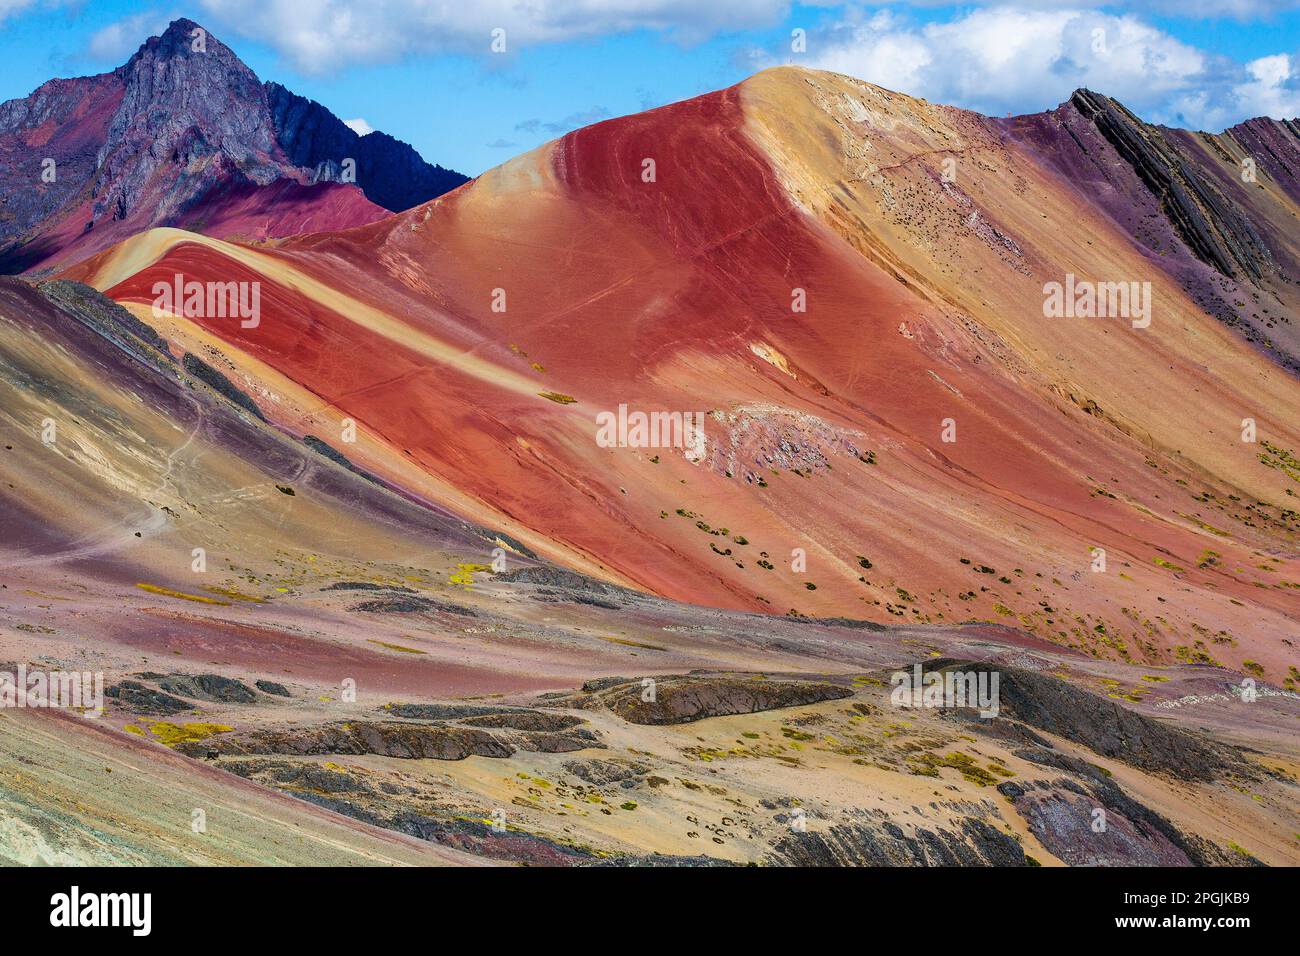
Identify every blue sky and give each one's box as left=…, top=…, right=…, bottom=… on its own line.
left=1, top=1, right=1297, bottom=176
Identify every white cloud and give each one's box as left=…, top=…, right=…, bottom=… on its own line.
left=800, top=8, right=1202, bottom=113
left=196, top=0, right=793, bottom=73
left=343, top=117, right=376, bottom=135
left=1140, top=0, right=1297, bottom=11
left=87, top=13, right=177, bottom=62
left=786, top=5, right=1297, bottom=130
left=1225, top=54, right=1300, bottom=123
left=1165, top=52, right=1300, bottom=130
left=0, top=0, right=37, bottom=21
left=885, top=0, right=1300, bottom=17
left=65, top=2, right=1300, bottom=133
left=1, top=0, right=86, bottom=24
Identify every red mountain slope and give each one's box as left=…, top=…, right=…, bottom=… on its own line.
left=72, top=67, right=1300, bottom=681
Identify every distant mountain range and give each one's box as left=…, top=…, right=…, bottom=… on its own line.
left=0, top=18, right=467, bottom=274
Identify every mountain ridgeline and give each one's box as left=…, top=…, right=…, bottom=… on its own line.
left=265, top=83, right=466, bottom=214
left=0, top=18, right=467, bottom=274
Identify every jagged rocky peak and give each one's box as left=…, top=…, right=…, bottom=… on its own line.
left=0, top=17, right=469, bottom=273
left=102, top=18, right=467, bottom=212
left=124, top=16, right=238, bottom=67
left=104, top=18, right=280, bottom=177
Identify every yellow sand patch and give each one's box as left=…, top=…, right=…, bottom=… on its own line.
left=140, top=721, right=233, bottom=748
left=203, top=586, right=267, bottom=603
left=539, top=391, right=577, bottom=404
left=366, top=639, right=427, bottom=655
left=135, top=583, right=231, bottom=605
left=449, top=562, right=492, bottom=587
left=21, top=589, right=70, bottom=601
left=749, top=342, right=796, bottom=378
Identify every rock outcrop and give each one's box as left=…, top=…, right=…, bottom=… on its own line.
left=572, top=674, right=853, bottom=725
left=772, top=818, right=1028, bottom=867
left=1069, top=89, right=1273, bottom=281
